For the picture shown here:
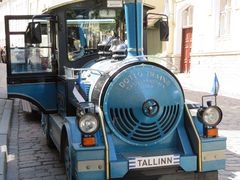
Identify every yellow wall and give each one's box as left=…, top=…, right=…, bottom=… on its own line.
left=147, top=29, right=162, bottom=55
left=143, top=0, right=164, bottom=13
left=143, top=0, right=165, bottom=55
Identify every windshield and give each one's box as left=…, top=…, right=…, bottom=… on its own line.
left=66, top=9, right=125, bottom=61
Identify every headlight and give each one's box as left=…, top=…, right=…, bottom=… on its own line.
left=78, top=113, right=99, bottom=134
left=198, top=106, right=222, bottom=126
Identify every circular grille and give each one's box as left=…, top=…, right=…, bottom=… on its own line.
left=102, top=63, right=184, bottom=146
left=109, top=105, right=179, bottom=143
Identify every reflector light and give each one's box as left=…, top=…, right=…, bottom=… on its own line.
left=82, top=137, right=96, bottom=147
left=206, top=128, right=218, bottom=137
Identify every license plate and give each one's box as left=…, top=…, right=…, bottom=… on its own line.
left=128, top=154, right=180, bottom=169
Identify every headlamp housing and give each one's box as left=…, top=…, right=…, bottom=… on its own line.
left=197, top=106, right=222, bottom=127
left=78, top=113, right=99, bottom=135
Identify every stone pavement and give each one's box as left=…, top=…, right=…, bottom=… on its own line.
left=0, top=98, right=13, bottom=180
left=184, top=89, right=240, bottom=180
left=6, top=99, right=65, bottom=180
left=176, top=73, right=240, bottom=100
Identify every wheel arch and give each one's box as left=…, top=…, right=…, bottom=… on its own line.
left=8, top=93, right=51, bottom=113
left=60, top=124, right=71, bottom=161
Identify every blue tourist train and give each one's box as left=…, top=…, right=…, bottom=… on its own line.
left=4, top=0, right=226, bottom=179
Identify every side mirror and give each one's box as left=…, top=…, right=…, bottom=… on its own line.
left=159, top=19, right=169, bottom=41
left=25, top=22, right=42, bottom=44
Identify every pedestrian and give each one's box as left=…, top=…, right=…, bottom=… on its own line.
left=1, top=46, right=6, bottom=63
left=0, top=47, right=3, bottom=63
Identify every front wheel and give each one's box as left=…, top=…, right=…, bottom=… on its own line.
left=41, top=113, right=55, bottom=148
left=63, top=138, right=74, bottom=180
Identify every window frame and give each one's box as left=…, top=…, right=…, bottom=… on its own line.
left=5, top=15, right=57, bottom=84
left=219, top=0, right=232, bottom=37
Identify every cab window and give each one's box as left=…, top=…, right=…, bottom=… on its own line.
left=66, top=8, right=125, bottom=61
left=8, top=19, right=53, bottom=74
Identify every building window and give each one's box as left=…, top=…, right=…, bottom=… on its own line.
left=219, top=0, right=231, bottom=36
left=182, top=6, right=193, bottom=28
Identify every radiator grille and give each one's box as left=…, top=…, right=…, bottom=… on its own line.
left=109, top=104, right=180, bottom=144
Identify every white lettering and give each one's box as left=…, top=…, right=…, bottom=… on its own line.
left=123, top=78, right=130, bottom=84
left=129, top=155, right=180, bottom=170
left=118, top=71, right=171, bottom=89
left=119, top=82, right=125, bottom=88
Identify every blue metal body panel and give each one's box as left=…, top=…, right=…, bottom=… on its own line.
left=192, top=116, right=204, bottom=136
left=72, top=145, right=105, bottom=160
left=8, top=82, right=57, bottom=112
left=110, top=153, right=128, bottom=178
left=201, top=136, right=226, bottom=172
left=107, top=135, right=117, bottom=161
left=76, top=172, right=105, bottom=180
left=180, top=155, right=197, bottom=171
left=201, top=137, right=226, bottom=151
left=64, top=117, right=106, bottom=179
left=191, top=115, right=226, bottom=172
left=65, top=117, right=81, bottom=144
left=71, top=142, right=105, bottom=179
left=57, top=80, right=66, bottom=116
left=177, top=121, right=194, bottom=155
left=202, top=160, right=225, bottom=172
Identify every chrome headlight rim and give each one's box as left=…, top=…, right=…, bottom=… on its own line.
left=78, top=113, right=100, bottom=135
left=201, top=106, right=222, bottom=127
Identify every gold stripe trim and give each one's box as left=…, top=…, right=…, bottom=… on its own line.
left=98, top=107, right=110, bottom=179
left=185, top=104, right=202, bottom=172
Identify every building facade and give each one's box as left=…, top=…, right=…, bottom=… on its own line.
left=174, top=0, right=240, bottom=98
left=0, top=0, right=72, bottom=47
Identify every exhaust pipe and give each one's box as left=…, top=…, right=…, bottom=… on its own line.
left=124, top=0, right=143, bottom=57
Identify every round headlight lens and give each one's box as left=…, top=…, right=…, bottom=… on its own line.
left=78, top=114, right=99, bottom=134
left=202, top=106, right=222, bottom=126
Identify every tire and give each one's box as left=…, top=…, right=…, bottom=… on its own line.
left=45, top=115, right=55, bottom=148
left=63, top=137, right=74, bottom=180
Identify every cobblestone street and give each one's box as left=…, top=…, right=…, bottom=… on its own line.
left=7, top=99, right=66, bottom=180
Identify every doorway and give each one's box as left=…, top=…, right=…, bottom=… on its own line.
left=181, top=27, right=192, bottom=73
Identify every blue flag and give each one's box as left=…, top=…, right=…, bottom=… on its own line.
left=211, top=73, right=219, bottom=95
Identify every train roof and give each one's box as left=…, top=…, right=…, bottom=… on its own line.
left=42, top=0, right=88, bottom=13
left=42, top=0, right=155, bottom=14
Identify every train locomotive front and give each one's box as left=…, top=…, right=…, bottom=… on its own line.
left=89, top=60, right=184, bottom=147
left=72, top=57, right=197, bottom=179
